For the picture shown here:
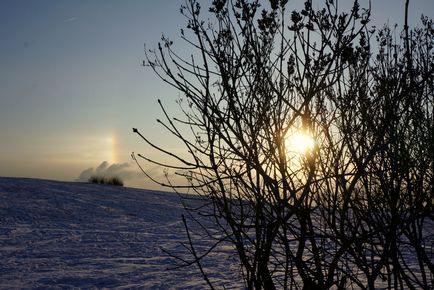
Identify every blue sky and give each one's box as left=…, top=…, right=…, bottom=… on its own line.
left=0, top=0, right=186, bottom=188
left=0, top=0, right=433, bottom=189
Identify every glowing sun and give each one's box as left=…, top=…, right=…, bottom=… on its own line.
left=286, top=131, right=315, bottom=154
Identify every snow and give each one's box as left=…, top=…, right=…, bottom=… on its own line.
left=1, top=177, right=432, bottom=289
left=0, top=177, right=241, bottom=289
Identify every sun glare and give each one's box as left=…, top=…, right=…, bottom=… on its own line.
left=286, top=131, right=315, bottom=154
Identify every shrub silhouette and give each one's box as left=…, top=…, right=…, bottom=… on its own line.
left=88, top=175, right=124, bottom=186
left=135, top=0, right=434, bottom=288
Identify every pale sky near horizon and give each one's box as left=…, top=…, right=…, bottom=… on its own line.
left=1, top=0, right=433, bottom=189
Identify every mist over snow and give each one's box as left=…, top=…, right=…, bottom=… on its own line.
left=76, top=161, right=143, bottom=184
left=77, top=161, right=135, bottom=181
left=76, top=160, right=190, bottom=190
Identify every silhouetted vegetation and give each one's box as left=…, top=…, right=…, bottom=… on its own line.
left=89, top=175, right=124, bottom=187
left=135, top=0, right=433, bottom=288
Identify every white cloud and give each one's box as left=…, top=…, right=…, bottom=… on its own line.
left=64, top=17, right=78, bottom=23
left=76, top=160, right=186, bottom=191
left=76, top=161, right=139, bottom=182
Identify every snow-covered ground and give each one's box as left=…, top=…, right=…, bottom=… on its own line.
left=0, top=177, right=241, bottom=289
left=1, top=177, right=432, bottom=289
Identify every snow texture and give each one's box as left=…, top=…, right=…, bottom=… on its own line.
left=0, top=177, right=241, bottom=289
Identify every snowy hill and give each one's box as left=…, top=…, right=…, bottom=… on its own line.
left=0, top=177, right=240, bottom=289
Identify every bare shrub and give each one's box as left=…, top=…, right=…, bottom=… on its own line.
left=88, top=176, right=124, bottom=187
left=134, top=0, right=433, bottom=288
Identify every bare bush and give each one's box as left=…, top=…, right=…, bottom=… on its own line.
left=89, top=175, right=124, bottom=187
left=134, top=0, right=433, bottom=288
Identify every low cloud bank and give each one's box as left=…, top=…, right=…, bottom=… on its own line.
left=76, top=161, right=139, bottom=183
left=77, top=161, right=186, bottom=191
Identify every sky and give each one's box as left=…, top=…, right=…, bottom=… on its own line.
left=1, top=0, right=433, bottom=189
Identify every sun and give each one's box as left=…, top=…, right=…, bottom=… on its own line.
left=286, top=130, right=315, bottom=154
